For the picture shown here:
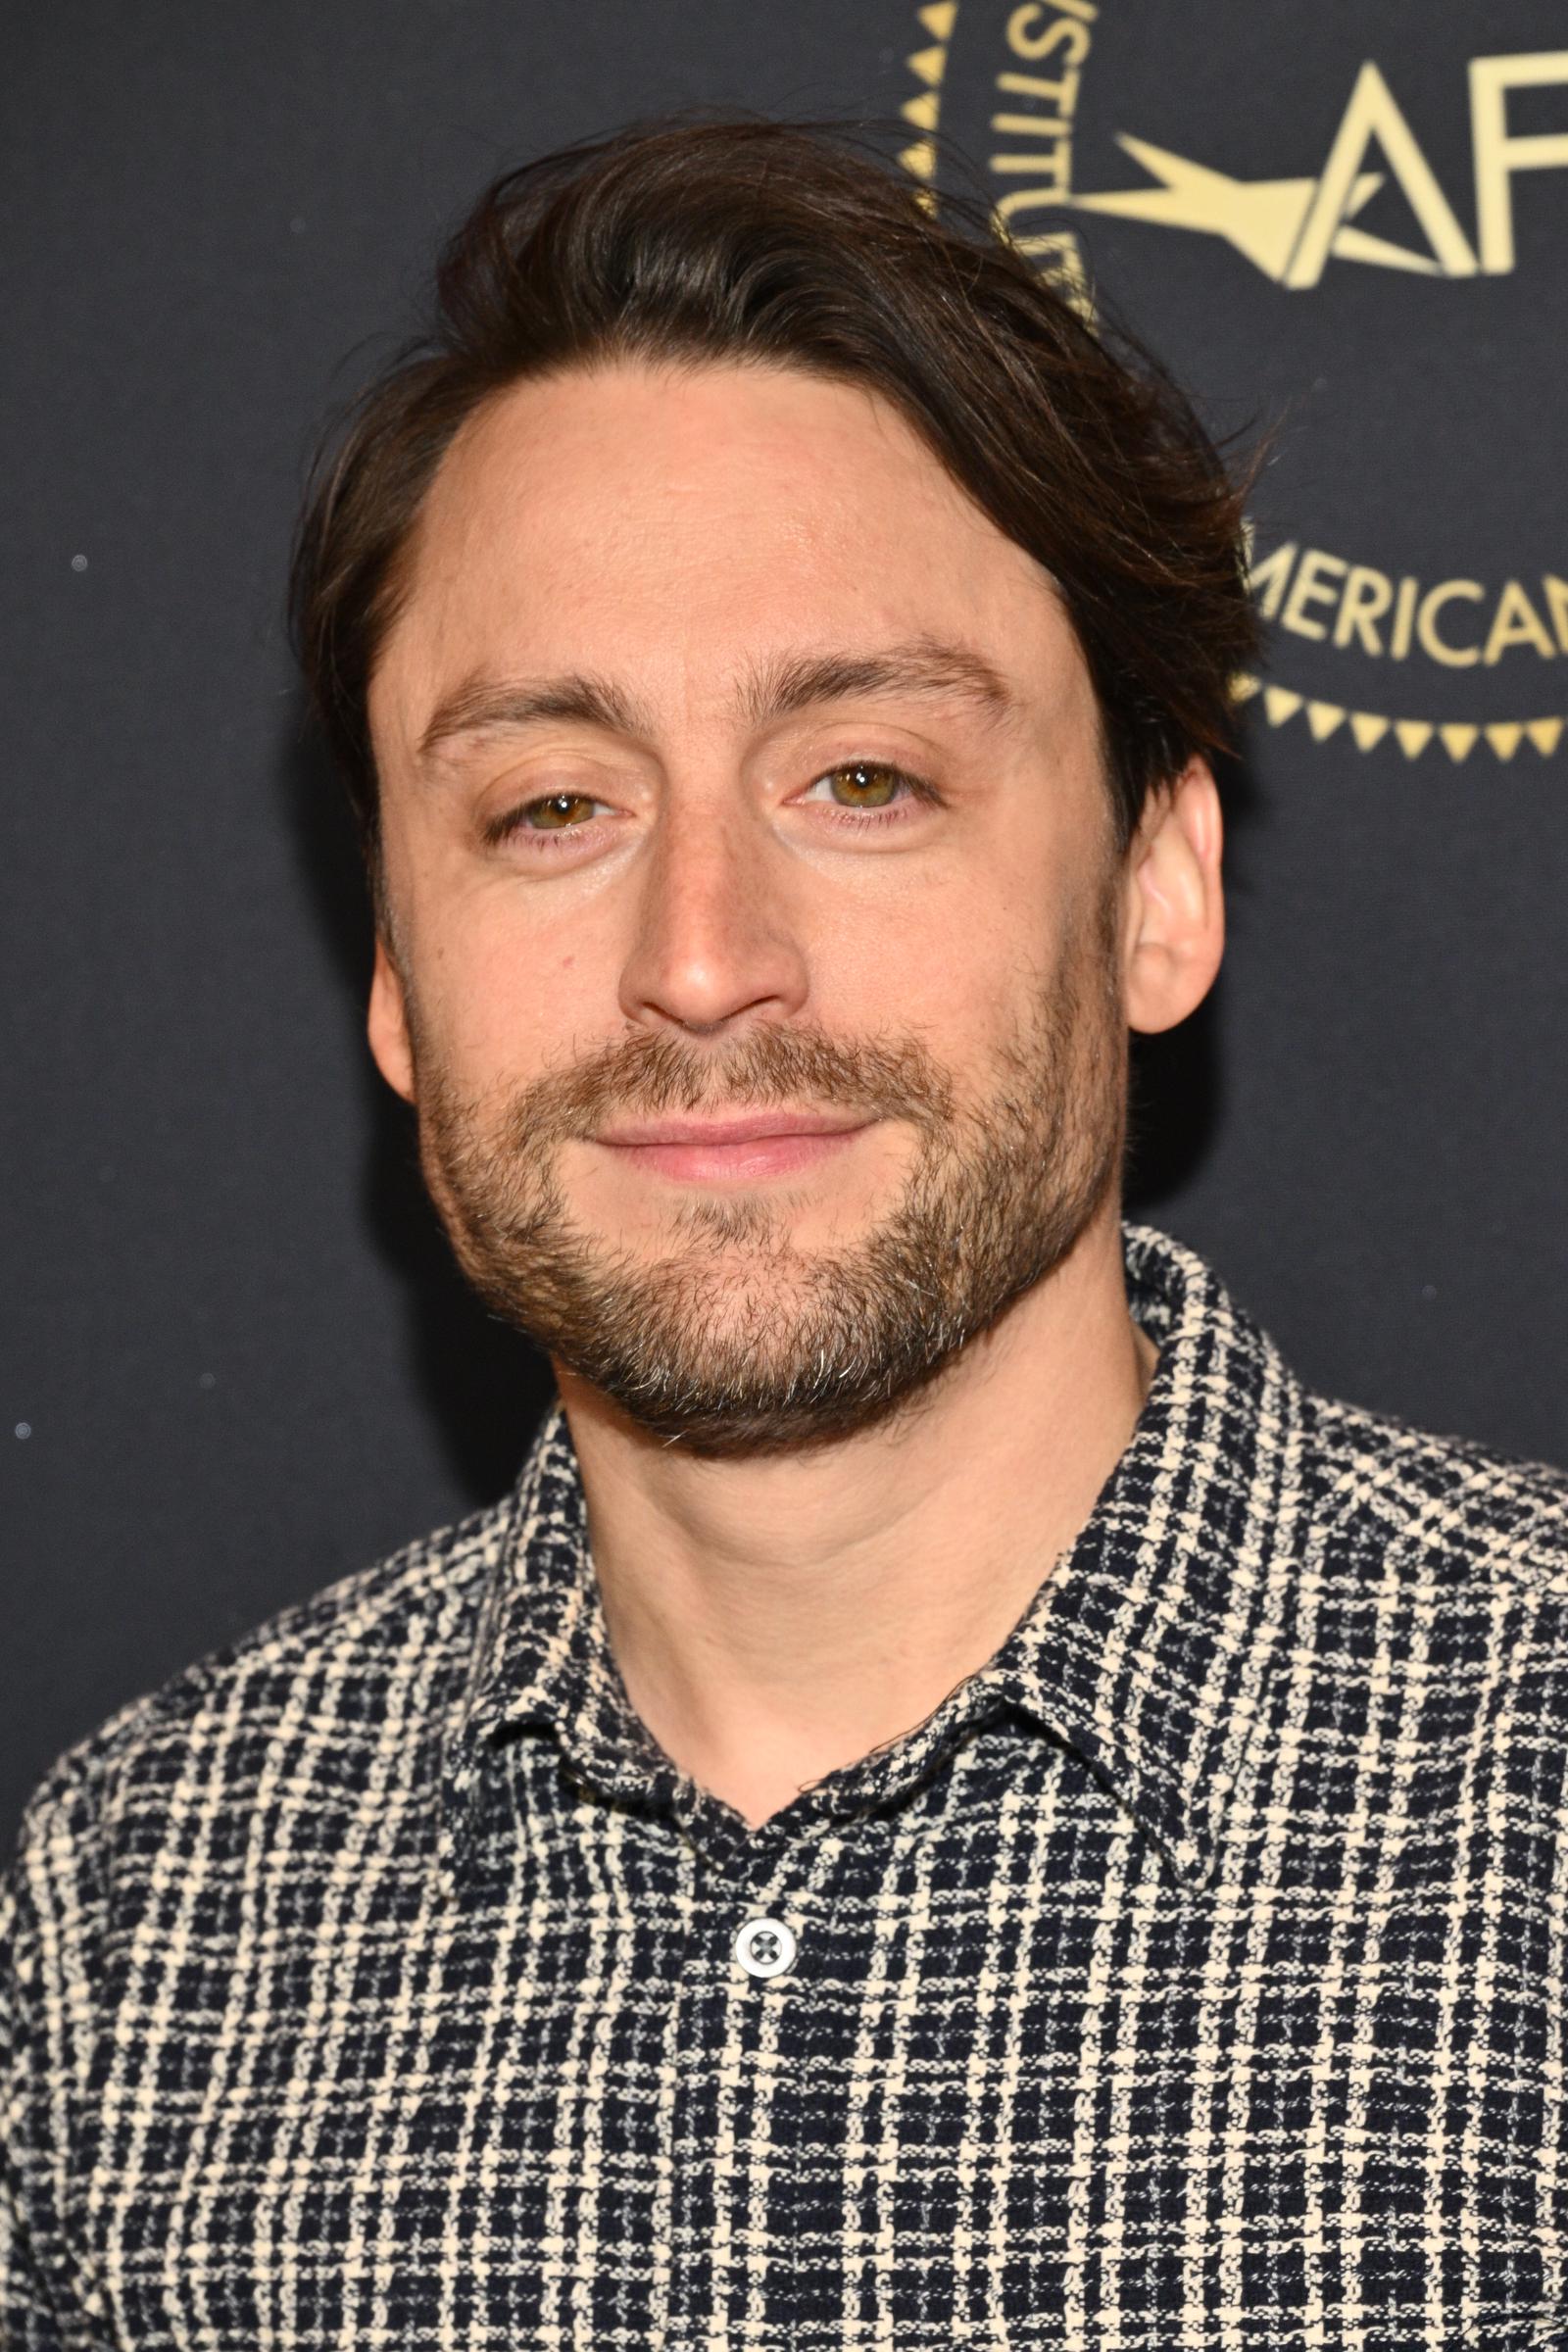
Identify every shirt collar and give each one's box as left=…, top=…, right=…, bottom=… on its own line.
left=986, top=1223, right=1307, bottom=1883
left=446, top=1224, right=1307, bottom=1886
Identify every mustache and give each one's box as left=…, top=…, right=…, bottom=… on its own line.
left=484, top=1023, right=958, bottom=1152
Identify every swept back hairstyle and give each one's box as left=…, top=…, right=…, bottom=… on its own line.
left=290, top=115, right=1258, bottom=924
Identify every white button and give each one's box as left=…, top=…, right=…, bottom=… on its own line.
left=734, top=1915, right=797, bottom=1980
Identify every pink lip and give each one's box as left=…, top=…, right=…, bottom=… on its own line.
left=596, top=1111, right=866, bottom=1147
left=592, top=1110, right=873, bottom=1184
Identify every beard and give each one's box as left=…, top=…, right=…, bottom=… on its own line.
left=401, top=877, right=1127, bottom=1459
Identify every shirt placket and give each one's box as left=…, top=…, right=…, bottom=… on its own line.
left=650, top=1693, right=1013, bottom=2348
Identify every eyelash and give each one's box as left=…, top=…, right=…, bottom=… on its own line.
left=806, top=764, right=942, bottom=828
left=483, top=764, right=942, bottom=852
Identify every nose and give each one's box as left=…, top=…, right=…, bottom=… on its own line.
left=617, top=795, right=809, bottom=1038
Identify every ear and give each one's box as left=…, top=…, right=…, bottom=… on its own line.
left=368, top=932, right=416, bottom=1102
left=1120, top=760, right=1225, bottom=1036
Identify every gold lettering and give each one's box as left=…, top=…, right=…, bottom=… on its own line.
left=1471, top=52, right=1568, bottom=275
left=1483, top=580, right=1554, bottom=663
left=999, top=67, right=1084, bottom=105
left=1242, top=549, right=1568, bottom=668
left=1333, top=564, right=1394, bottom=655
left=1285, top=62, right=1478, bottom=288
left=1281, top=548, right=1348, bottom=641
left=991, top=148, right=1071, bottom=175
left=1006, top=0, right=1094, bottom=56
left=1008, top=230, right=1092, bottom=313
left=1416, top=580, right=1485, bottom=666
left=1247, top=541, right=1297, bottom=620
left=993, top=159, right=1072, bottom=212
left=1544, top=576, right=1568, bottom=654
left=1002, top=22, right=1088, bottom=78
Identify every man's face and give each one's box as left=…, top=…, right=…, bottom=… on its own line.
left=366, top=359, right=1135, bottom=1455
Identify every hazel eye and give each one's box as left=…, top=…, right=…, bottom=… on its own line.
left=520, top=792, right=605, bottom=830
left=804, top=762, right=912, bottom=809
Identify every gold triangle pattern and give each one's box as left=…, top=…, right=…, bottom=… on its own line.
left=898, top=2, right=956, bottom=203
left=1232, top=675, right=1566, bottom=765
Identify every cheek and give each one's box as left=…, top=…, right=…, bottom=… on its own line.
left=405, top=890, right=607, bottom=1093
left=817, top=868, right=1049, bottom=1061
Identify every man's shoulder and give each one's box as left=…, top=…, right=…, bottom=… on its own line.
left=1302, top=1383, right=1568, bottom=1604
left=9, top=1485, right=518, bottom=1875
left=1136, top=1222, right=1568, bottom=1605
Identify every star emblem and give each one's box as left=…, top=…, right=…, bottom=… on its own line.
left=1073, top=134, right=1446, bottom=283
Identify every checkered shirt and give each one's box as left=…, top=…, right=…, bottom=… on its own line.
left=6, top=1224, right=1568, bottom=2349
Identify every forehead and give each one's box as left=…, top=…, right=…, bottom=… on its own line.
left=369, top=359, right=1089, bottom=746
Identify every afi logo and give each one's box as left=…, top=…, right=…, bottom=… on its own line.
left=1075, top=52, right=1568, bottom=285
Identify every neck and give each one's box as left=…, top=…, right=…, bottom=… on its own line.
left=553, top=1200, right=1154, bottom=1831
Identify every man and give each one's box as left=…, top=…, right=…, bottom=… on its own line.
left=4, top=116, right=1567, bottom=2351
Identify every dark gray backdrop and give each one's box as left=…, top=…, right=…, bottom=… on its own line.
left=7, top=2, right=1567, bottom=1838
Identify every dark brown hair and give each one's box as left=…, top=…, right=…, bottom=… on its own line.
left=290, top=115, right=1257, bottom=917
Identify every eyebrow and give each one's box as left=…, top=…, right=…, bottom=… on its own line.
left=739, top=641, right=1023, bottom=731
left=415, top=637, right=1022, bottom=767
left=417, top=671, right=647, bottom=762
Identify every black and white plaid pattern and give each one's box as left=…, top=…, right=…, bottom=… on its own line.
left=6, top=1225, right=1568, bottom=2348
